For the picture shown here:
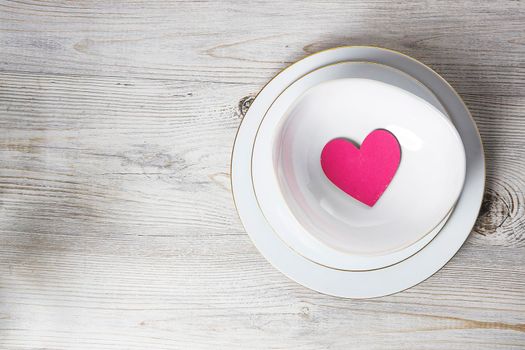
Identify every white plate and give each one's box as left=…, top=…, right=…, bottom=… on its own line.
left=231, top=46, right=485, bottom=298
left=252, top=62, right=465, bottom=270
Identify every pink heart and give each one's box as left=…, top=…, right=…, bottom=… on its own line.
left=320, top=129, right=401, bottom=207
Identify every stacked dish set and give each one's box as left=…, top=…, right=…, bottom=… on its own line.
left=231, top=46, right=485, bottom=298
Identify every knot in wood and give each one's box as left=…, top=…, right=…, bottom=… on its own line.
left=238, top=95, right=254, bottom=118
left=474, top=190, right=511, bottom=236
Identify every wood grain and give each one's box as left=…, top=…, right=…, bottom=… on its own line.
left=0, top=1, right=524, bottom=349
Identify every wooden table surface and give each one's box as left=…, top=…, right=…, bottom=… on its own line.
left=1, top=1, right=524, bottom=349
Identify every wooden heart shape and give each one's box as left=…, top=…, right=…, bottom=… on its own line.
left=320, top=129, right=401, bottom=207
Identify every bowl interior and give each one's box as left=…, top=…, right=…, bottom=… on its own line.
left=273, top=78, right=465, bottom=255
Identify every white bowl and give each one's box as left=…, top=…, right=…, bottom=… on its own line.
left=252, top=62, right=466, bottom=270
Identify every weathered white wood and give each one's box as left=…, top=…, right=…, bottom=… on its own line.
left=0, top=1, right=524, bottom=349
